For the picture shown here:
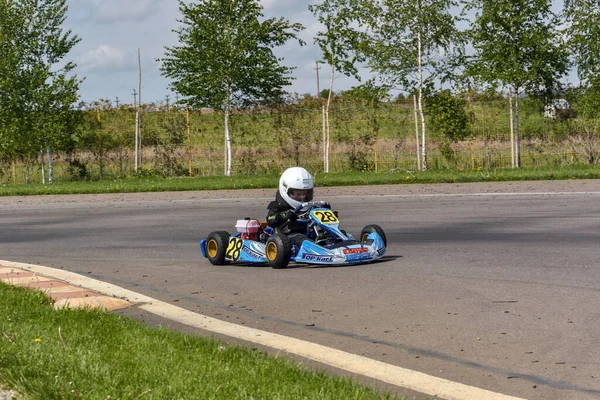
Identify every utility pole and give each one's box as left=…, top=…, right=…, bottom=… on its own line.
left=133, top=89, right=139, bottom=172
left=316, top=61, right=326, bottom=172
left=137, top=48, right=142, bottom=169
left=115, top=96, right=120, bottom=107
left=314, top=61, right=321, bottom=96
left=165, top=94, right=170, bottom=108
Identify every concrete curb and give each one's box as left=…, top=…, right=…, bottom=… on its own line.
left=0, top=260, right=525, bottom=400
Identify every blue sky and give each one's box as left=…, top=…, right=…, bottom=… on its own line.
left=64, top=0, right=364, bottom=105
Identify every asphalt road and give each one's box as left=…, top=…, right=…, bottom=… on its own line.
left=2, top=180, right=600, bottom=400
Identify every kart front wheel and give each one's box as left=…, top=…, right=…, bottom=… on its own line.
left=265, top=234, right=291, bottom=269
left=360, top=224, right=387, bottom=247
left=206, top=231, right=230, bottom=265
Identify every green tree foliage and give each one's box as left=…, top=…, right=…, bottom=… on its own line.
left=159, top=0, right=304, bottom=176
left=309, top=0, right=369, bottom=81
left=309, top=0, right=372, bottom=173
left=343, top=79, right=391, bottom=103
left=465, top=0, right=569, bottom=167
left=0, top=0, right=80, bottom=178
left=565, top=0, right=600, bottom=119
left=364, top=0, right=461, bottom=90
left=565, top=0, right=600, bottom=87
left=425, top=89, right=469, bottom=142
left=364, top=0, right=461, bottom=171
left=0, top=0, right=23, bottom=159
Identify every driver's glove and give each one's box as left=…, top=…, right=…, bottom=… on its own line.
left=281, top=210, right=297, bottom=221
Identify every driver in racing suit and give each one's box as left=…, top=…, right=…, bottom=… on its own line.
left=266, top=167, right=330, bottom=248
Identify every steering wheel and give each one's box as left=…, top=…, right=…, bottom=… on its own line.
left=293, top=201, right=328, bottom=221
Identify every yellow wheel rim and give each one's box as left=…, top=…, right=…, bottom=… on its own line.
left=266, top=242, right=278, bottom=261
left=361, top=233, right=369, bottom=242
left=207, top=239, right=218, bottom=258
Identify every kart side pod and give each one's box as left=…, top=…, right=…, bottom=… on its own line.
left=235, top=218, right=261, bottom=240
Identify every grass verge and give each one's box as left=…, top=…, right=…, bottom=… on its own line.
left=0, top=282, right=399, bottom=400
left=1, top=164, right=599, bottom=196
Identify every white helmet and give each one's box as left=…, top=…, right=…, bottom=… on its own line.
left=279, top=167, right=314, bottom=208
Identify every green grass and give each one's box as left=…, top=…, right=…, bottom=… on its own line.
left=1, top=164, right=600, bottom=196
left=0, top=282, right=399, bottom=400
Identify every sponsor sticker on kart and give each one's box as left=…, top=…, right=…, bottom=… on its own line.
left=301, top=254, right=333, bottom=262
left=343, top=247, right=368, bottom=255
left=346, top=253, right=371, bottom=261
left=242, top=245, right=264, bottom=259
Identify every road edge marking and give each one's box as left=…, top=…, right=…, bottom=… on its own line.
left=0, top=260, right=525, bottom=400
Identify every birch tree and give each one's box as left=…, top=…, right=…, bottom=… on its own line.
left=309, top=0, right=369, bottom=173
left=0, top=0, right=20, bottom=162
left=565, top=0, right=600, bottom=118
left=364, top=0, right=461, bottom=171
left=159, top=0, right=304, bottom=176
left=466, top=0, right=569, bottom=167
left=0, top=0, right=81, bottom=183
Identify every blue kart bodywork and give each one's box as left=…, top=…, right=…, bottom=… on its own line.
left=200, top=201, right=386, bottom=268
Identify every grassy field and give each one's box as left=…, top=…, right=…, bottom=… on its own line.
left=1, top=164, right=599, bottom=196
left=0, top=282, right=399, bottom=400
left=4, top=97, right=591, bottom=184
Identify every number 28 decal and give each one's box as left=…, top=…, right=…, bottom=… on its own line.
left=225, top=237, right=243, bottom=261
left=313, top=210, right=338, bottom=224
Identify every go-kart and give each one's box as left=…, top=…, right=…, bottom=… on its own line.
left=200, top=201, right=387, bottom=269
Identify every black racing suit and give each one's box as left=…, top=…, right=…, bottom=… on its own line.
left=266, top=191, right=308, bottom=248
left=266, top=191, right=333, bottom=248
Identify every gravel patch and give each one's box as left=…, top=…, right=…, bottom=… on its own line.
left=0, top=390, right=14, bottom=400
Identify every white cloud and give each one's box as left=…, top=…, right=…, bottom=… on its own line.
left=79, top=45, right=136, bottom=74
left=261, top=0, right=303, bottom=13
left=71, top=0, right=163, bottom=24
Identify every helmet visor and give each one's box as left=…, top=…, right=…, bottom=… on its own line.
left=288, top=188, right=313, bottom=202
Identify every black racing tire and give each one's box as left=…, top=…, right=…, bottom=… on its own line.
left=205, top=231, right=230, bottom=265
left=265, top=234, right=291, bottom=269
left=360, top=224, right=387, bottom=247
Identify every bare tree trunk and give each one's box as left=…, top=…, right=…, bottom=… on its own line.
left=413, top=95, right=421, bottom=170
left=138, top=48, right=143, bottom=171
left=482, top=102, right=490, bottom=169
left=514, top=88, right=521, bottom=168
left=47, top=144, right=53, bottom=184
left=39, top=142, right=46, bottom=184
left=417, top=31, right=427, bottom=171
left=134, top=95, right=139, bottom=173
left=187, top=105, right=192, bottom=176
left=509, top=90, right=515, bottom=168
left=224, top=84, right=232, bottom=176
left=322, top=104, right=327, bottom=172
left=324, top=55, right=335, bottom=173
left=25, top=157, right=31, bottom=184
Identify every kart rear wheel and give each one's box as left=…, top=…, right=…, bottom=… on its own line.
left=360, top=224, right=387, bottom=247
left=206, top=231, right=230, bottom=265
left=265, top=234, right=291, bottom=269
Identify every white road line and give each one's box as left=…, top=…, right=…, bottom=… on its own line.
left=333, top=191, right=600, bottom=198
left=179, top=191, right=600, bottom=202
left=2, top=260, right=525, bottom=400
